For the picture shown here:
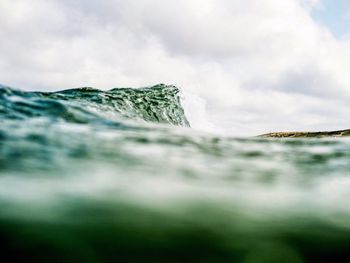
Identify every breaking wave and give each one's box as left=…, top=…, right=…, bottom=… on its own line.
left=0, top=84, right=190, bottom=127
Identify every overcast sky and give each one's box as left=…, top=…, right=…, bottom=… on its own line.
left=1, top=0, right=350, bottom=134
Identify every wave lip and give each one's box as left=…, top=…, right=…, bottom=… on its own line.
left=0, top=84, right=190, bottom=127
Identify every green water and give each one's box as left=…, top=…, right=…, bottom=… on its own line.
left=1, top=84, right=350, bottom=262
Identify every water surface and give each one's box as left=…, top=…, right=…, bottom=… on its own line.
left=1, top=84, right=350, bottom=262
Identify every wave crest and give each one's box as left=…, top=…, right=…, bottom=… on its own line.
left=0, top=84, right=190, bottom=127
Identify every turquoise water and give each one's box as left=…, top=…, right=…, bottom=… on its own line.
left=1, top=84, right=350, bottom=262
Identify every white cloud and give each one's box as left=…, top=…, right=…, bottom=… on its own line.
left=1, top=0, right=350, bottom=134
left=300, top=0, right=320, bottom=10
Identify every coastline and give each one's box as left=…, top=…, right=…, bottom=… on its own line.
left=259, top=129, right=350, bottom=138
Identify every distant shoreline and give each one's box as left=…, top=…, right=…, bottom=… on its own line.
left=259, top=129, right=350, bottom=138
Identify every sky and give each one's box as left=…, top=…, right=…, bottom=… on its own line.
left=1, top=0, right=350, bottom=135
left=312, top=0, right=350, bottom=38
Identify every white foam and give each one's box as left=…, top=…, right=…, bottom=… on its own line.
left=179, top=90, right=222, bottom=134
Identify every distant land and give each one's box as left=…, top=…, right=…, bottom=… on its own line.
left=259, top=129, right=350, bottom=138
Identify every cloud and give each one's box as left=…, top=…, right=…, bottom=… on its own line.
left=300, top=0, right=320, bottom=10
left=1, top=0, right=350, bottom=134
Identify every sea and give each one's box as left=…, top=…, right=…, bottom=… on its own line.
left=1, top=83, right=350, bottom=262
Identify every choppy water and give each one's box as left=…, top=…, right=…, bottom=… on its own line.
left=1, top=84, right=350, bottom=262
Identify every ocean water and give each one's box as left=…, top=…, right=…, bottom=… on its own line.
left=1, top=84, right=350, bottom=262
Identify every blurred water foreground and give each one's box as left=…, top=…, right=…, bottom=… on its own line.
left=1, top=84, right=350, bottom=262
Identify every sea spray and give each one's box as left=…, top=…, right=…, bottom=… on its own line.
left=180, top=89, right=221, bottom=133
